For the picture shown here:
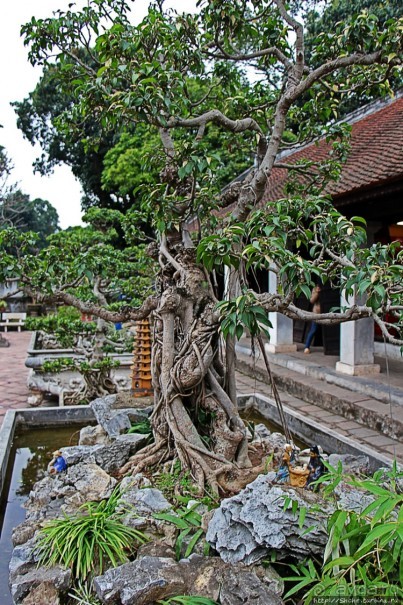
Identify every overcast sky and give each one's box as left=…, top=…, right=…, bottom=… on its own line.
left=0, top=1, right=195, bottom=229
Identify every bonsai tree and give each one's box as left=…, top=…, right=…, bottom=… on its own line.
left=1, top=209, right=154, bottom=402
left=2, top=0, right=402, bottom=493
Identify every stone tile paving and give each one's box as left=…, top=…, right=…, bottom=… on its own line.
left=236, top=370, right=403, bottom=464
left=0, top=331, right=32, bottom=426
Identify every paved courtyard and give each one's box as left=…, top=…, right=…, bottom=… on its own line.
left=0, top=331, right=31, bottom=426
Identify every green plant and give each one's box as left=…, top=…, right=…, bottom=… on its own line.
left=157, top=596, right=219, bottom=605
left=154, top=501, right=209, bottom=561
left=25, top=315, right=97, bottom=348
left=153, top=462, right=217, bottom=509
left=35, top=486, right=147, bottom=580
left=68, top=580, right=101, bottom=605
left=57, top=305, right=81, bottom=321
left=127, top=419, right=154, bottom=444
left=283, top=462, right=403, bottom=603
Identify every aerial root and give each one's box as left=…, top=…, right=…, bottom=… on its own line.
left=119, top=440, right=167, bottom=475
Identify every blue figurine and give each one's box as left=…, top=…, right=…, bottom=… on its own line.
left=306, top=445, right=325, bottom=491
left=49, top=450, right=67, bottom=474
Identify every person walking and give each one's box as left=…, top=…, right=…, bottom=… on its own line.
left=304, top=284, right=321, bottom=354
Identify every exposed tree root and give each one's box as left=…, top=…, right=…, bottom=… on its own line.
left=118, top=244, right=271, bottom=495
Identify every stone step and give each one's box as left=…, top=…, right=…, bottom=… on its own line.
left=236, top=354, right=403, bottom=443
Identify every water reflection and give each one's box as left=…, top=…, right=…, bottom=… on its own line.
left=0, top=427, right=82, bottom=605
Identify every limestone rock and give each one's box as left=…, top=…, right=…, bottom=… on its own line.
left=24, top=463, right=116, bottom=523
left=94, top=555, right=284, bottom=605
left=328, top=454, right=370, bottom=476
left=21, top=582, right=60, bottom=605
left=334, top=481, right=374, bottom=513
left=9, top=538, right=39, bottom=582
left=79, top=424, right=110, bottom=446
left=118, top=478, right=171, bottom=515
left=136, top=541, right=176, bottom=559
left=206, top=474, right=332, bottom=564
left=91, top=394, right=131, bottom=437
left=252, top=563, right=284, bottom=596
left=12, top=521, right=38, bottom=547
left=90, top=394, right=152, bottom=438
left=10, top=565, right=71, bottom=605
left=219, top=567, right=283, bottom=605
left=66, top=463, right=117, bottom=501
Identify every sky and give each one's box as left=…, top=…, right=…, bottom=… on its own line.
left=0, top=0, right=195, bottom=229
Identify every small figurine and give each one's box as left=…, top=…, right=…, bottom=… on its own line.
left=273, top=443, right=297, bottom=484
left=305, top=445, right=325, bottom=491
left=48, top=450, right=67, bottom=474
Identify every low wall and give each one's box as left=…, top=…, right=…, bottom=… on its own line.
left=0, top=406, right=95, bottom=497
left=1, top=395, right=396, bottom=500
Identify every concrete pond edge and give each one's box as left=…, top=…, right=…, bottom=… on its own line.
left=0, top=394, right=397, bottom=499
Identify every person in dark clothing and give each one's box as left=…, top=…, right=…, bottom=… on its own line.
left=304, top=284, right=321, bottom=354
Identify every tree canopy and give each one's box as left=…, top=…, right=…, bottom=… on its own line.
left=0, top=145, right=59, bottom=246
left=1, top=0, right=401, bottom=493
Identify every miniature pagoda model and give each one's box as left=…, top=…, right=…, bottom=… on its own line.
left=131, top=318, right=153, bottom=397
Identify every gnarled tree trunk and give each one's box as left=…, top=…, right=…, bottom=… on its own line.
left=120, top=242, right=263, bottom=494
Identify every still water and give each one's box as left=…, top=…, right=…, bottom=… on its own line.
left=0, top=427, right=82, bottom=605
left=0, top=412, right=304, bottom=604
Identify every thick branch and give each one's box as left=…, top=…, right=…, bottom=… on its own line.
left=23, top=284, right=158, bottom=322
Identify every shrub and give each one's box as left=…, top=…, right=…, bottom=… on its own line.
left=284, top=461, right=403, bottom=603
left=35, top=486, right=147, bottom=580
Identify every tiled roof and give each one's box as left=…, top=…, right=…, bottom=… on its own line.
left=264, top=95, right=403, bottom=203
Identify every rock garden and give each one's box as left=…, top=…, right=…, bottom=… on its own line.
left=9, top=393, right=403, bottom=605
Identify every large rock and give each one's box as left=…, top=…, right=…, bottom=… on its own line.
left=24, top=463, right=116, bottom=522
left=65, top=463, right=117, bottom=502
left=206, top=474, right=332, bottom=564
left=21, top=582, right=60, bottom=605
left=9, top=538, right=38, bottom=582
left=328, top=454, right=370, bottom=476
left=10, top=565, right=71, bottom=605
left=119, top=477, right=172, bottom=516
left=90, top=394, right=152, bottom=438
left=79, top=424, right=110, bottom=446
left=94, top=555, right=284, bottom=605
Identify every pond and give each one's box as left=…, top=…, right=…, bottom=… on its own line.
left=0, top=410, right=306, bottom=605
left=0, top=426, right=83, bottom=605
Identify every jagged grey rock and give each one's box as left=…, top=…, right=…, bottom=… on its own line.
left=9, top=538, right=39, bottom=582
left=90, top=394, right=151, bottom=438
left=115, top=433, right=150, bottom=454
left=94, top=555, right=284, bottom=605
left=328, top=453, right=370, bottom=476
left=10, top=565, right=71, bottom=605
left=206, top=474, right=332, bottom=564
left=334, top=481, right=374, bottom=513
left=12, top=521, right=38, bottom=547
left=253, top=563, right=284, bottom=596
left=24, top=463, right=116, bottom=523
left=79, top=424, right=110, bottom=446
left=64, top=463, right=117, bottom=501
left=118, top=478, right=171, bottom=515
left=61, top=437, right=147, bottom=474
left=21, top=582, right=60, bottom=605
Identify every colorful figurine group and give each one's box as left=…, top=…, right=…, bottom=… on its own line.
left=273, top=443, right=325, bottom=490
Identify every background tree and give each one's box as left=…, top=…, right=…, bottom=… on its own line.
left=4, top=0, right=401, bottom=494
left=13, top=63, right=123, bottom=212
left=304, top=0, right=403, bottom=115
left=0, top=145, right=59, bottom=245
